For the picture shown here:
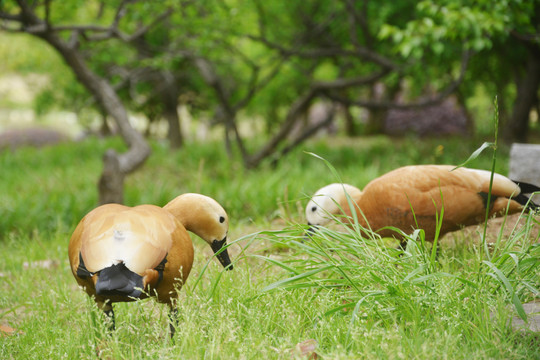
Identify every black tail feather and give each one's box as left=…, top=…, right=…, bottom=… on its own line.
left=514, top=193, right=538, bottom=210
left=513, top=180, right=540, bottom=194
left=95, top=262, right=144, bottom=298
left=76, top=253, right=94, bottom=278
left=512, top=180, right=540, bottom=211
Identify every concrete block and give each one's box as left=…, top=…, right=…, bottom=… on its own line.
left=509, top=143, right=540, bottom=204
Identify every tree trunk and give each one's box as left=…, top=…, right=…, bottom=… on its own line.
left=455, top=89, right=474, bottom=136
left=193, top=57, right=248, bottom=160
left=163, top=105, right=183, bottom=149
left=342, top=105, right=358, bottom=136
left=98, top=150, right=126, bottom=204
left=365, top=81, right=400, bottom=135
left=99, top=110, right=112, bottom=137
left=505, top=49, right=540, bottom=143
left=18, top=6, right=151, bottom=204
left=160, top=72, right=183, bottom=149
left=365, top=108, right=386, bottom=134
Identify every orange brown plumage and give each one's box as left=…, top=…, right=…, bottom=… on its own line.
left=68, top=193, right=232, bottom=337
left=306, top=165, right=538, bottom=243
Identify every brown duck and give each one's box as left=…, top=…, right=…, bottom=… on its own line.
left=68, top=193, right=232, bottom=337
left=306, top=165, right=539, bottom=245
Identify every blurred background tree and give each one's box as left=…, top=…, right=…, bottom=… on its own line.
left=1, top=0, right=538, bottom=202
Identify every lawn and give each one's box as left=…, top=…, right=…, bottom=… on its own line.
left=0, top=135, right=538, bottom=359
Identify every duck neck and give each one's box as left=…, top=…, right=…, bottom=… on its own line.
left=163, top=194, right=227, bottom=245
left=163, top=196, right=200, bottom=236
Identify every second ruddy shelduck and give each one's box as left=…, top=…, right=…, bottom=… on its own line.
left=68, top=193, right=232, bottom=337
left=306, top=165, right=539, bottom=245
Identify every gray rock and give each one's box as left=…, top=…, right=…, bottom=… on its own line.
left=511, top=301, right=540, bottom=333
left=509, top=143, right=540, bottom=204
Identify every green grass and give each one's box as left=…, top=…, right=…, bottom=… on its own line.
left=0, top=134, right=512, bottom=235
left=256, top=219, right=539, bottom=358
left=1, top=134, right=538, bottom=359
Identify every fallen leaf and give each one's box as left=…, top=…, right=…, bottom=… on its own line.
left=0, top=324, right=22, bottom=337
left=290, top=339, right=319, bottom=359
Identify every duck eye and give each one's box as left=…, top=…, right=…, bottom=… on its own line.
left=219, top=216, right=225, bottom=223
left=311, top=206, right=317, bottom=212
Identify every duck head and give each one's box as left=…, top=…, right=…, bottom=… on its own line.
left=164, top=193, right=233, bottom=270
left=305, top=183, right=362, bottom=232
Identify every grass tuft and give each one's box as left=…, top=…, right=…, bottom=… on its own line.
left=256, top=211, right=538, bottom=358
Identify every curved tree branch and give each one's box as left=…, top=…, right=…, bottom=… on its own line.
left=324, top=50, right=471, bottom=110
left=4, top=0, right=151, bottom=204
left=246, top=34, right=400, bottom=71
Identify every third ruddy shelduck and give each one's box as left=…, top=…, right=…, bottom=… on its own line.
left=68, top=193, right=233, bottom=337
left=306, top=165, right=539, bottom=246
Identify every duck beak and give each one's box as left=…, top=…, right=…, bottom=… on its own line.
left=211, top=237, right=233, bottom=270
left=304, top=223, right=319, bottom=240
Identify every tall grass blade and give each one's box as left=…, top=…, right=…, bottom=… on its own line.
left=251, top=254, right=300, bottom=274
left=261, top=264, right=334, bottom=292
left=452, top=142, right=494, bottom=170
left=483, top=260, right=527, bottom=321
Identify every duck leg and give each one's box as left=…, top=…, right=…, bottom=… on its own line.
left=168, top=307, right=179, bottom=338
left=104, top=308, right=115, bottom=331
left=98, top=301, right=115, bottom=332
left=398, top=239, right=408, bottom=251
left=397, top=239, right=440, bottom=261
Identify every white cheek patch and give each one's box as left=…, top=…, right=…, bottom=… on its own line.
left=306, top=196, right=337, bottom=225
left=306, top=183, right=362, bottom=226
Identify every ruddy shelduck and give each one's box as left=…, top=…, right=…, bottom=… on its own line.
left=306, top=165, right=539, bottom=245
left=68, top=193, right=233, bottom=337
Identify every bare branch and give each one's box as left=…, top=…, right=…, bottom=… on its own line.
left=343, top=0, right=374, bottom=49
left=235, top=57, right=286, bottom=110
left=245, top=67, right=394, bottom=168
left=272, top=104, right=336, bottom=165
left=5, top=1, right=172, bottom=44
left=44, top=0, right=51, bottom=26
left=112, top=0, right=132, bottom=28
left=246, top=34, right=399, bottom=70
left=52, top=24, right=112, bottom=33
left=83, top=7, right=173, bottom=42
left=0, top=12, right=23, bottom=22
left=246, top=88, right=318, bottom=168
left=192, top=56, right=249, bottom=159
left=325, top=51, right=471, bottom=110
left=343, top=0, right=361, bottom=49
left=234, top=65, right=259, bottom=111
left=252, top=0, right=267, bottom=38
left=121, top=7, right=173, bottom=42
left=67, top=29, right=80, bottom=49
left=510, top=29, right=540, bottom=47
left=314, top=69, right=391, bottom=91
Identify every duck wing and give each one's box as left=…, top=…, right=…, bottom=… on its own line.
left=74, top=204, right=177, bottom=276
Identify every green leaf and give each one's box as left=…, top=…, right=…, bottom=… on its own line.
left=511, top=293, right=528, bottom=322
left=484, top=261, right=513, bottom=293
left=403, top=265, right=426, bottom=282
left=484, top=261, right=527, bottom=321
left=379, top=24, right=396, bottom=40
